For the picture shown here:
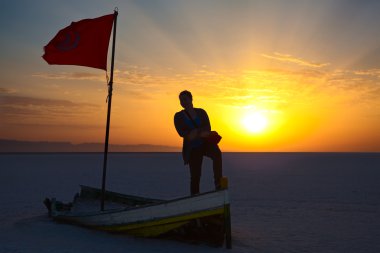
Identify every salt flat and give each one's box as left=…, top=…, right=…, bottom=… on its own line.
left=1, top=153, right=379, bottom=252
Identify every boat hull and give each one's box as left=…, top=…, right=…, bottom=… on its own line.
left=46, top=185, right=231, bottom=247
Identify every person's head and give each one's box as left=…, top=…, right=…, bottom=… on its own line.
left=179, top=90, right=193, bottom=110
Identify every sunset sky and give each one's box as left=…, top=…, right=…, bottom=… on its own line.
left=1, top=0, right=380, bottom=151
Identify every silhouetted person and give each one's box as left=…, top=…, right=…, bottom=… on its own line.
left=174, top=90, right=222, bottom=195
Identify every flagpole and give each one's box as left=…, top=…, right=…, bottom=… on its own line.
left=101, top=10, right=118, bottom=211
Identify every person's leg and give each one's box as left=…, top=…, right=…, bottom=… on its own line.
left=188, top=147, right=203, bottom=195
left=204, top=143, right=223, bottom=190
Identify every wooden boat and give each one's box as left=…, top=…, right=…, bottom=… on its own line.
left=44, top=182, right=231, bottom=248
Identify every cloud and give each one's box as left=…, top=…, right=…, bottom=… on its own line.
left=0, top=87, right=17, bottom=94
left=122, top=64, right=380, bottom=111
left=353, top=69, right=380, bottom=77
left=31, top=62, right=380, bottom=111
left=33, top=72, right=105, bottom=81
left=261, top=52, right=330, bottom=68
left=1, top=95, right=96, bottom=107
left=0, top=95, right=100, bottom=124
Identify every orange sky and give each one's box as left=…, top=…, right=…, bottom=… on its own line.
left=1, top=1, right=380, bottom=151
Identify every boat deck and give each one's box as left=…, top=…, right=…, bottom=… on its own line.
left=71, top=198, right=131, bottom=213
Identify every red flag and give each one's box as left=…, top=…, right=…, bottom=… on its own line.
left=42, top=14, right=115, bottom=70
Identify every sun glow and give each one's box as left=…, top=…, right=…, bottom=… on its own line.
left=241, top=112, right=269, bottom=134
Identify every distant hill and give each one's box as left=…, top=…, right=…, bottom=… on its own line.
left=0, top=139, right=180, bottom=152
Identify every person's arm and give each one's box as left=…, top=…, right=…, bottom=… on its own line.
left=174, top=112, right=188, bottom=137
left=174, top=112, right=199, bottom=139
left=175, top=112, right=202, bottom=140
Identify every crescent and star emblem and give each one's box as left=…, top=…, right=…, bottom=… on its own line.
left=56, top=30, right=80, bottom=51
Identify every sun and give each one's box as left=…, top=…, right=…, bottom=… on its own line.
left=241, top=112, right=269, bottom=134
